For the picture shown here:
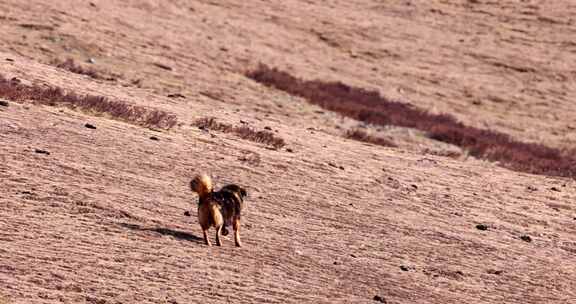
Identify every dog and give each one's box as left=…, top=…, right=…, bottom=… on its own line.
left=188, top=174, right=247, bottom=247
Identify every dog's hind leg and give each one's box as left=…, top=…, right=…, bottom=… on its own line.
left=232, top=216, right=242, bottom=247
left=215, top=225, right=223, bottom=246
left=202, top=229, right=212, bottom=246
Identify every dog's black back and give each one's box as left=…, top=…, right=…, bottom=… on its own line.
left=210, top=184, right=247, bottom=220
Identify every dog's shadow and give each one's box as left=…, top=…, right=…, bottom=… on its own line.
left=119, top=222, right=203, bottom=243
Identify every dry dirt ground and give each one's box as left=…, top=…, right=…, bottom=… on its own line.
left=1, top=1, right=576, bottom=303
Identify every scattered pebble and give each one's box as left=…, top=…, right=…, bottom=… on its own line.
left=487, top=269, right=504, bottom=275
left=84, top=123, right=97, bottom=129
left=87, top=58, right=95, bottom=64
left=149, top=136, right=159, bottom=141
left=264, top=126, right=272, bottom=130
left=5, top=58, right=14, bottom=62
left=0, top=100, right=8, bottom=107
left=286, top=148, right=294, bottom=153
left=183, top=211, right=191, bottom=217
left=476, top=224, right=489, bottom=231
left=520, top=235, right=532, bottom=243
left=167, top=93, right=186, bottom=98
left=527, top=185, right=538, bottom=192
left=399, top=265, right=410, bottom=272
left=34, top=149, right=50, bottom=155
left=153, top=62, right=173, bottom=71
left=411, top=184, right=418, bottom=189
left=550, top=187, right=561, bottom=192
left=373, top=295, right=387, bottom=303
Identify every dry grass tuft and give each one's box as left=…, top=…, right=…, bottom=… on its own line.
left=194, top=117, right=286, bottom=149
left=345, top=129, right=397, bottom=147
left=247, top=64, right=576, bottom=178
left=52, top=58, right=118, bottom=81
left=0, top=74, right=177, bottom=129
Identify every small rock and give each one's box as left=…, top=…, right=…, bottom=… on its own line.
left=487, top=269, right=503, bottom=275
left=84, top=123, right=97, bottom=129
left=399, top=265, right=410, bottom=272
left=476, top=224, right=489, bottom=231
left=527, top=185, right=537, bottom=191
left=339, top=166, right=345, bottom=170
left=520, top=235, right=532, bottom=243
left=167, top=93, right=186, bottom=98
left=264, top=126, right=272, bottom=130
left=350, top=254, right=357, bottom=258
left=373, top=295, right=387, bottom=303
left=153, top=62, right=173, bottom=71
left=0, top=100, right=9, bottom=107
left=87, top=58, right=95, bottom=64
left=183, top=211, right=191, bottom=217
left=550, top=187, right=561, bottom=192
left=333, top=261, right=339, bottom=265
left=286, top=148, right=294, bottom=153
left=411, top=184, right=418, bottom=189
left=34, top=149, right=50, bottom=155
left=149, top=136, right=159, bottom=141
left=239, top=120, right=248, bottom=124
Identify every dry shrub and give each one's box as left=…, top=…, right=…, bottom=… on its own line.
left=52, top=58, right=116, bottom=80
left=0, top=74, right=177, bottom=129
left=194, top=117, right=286, bottom=149
left=247, top=64, right=576, bottom=178
left=345, top=129, right=397, bottom=147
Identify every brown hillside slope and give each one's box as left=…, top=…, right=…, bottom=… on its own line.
left=1, top=1, right=576, bottom=303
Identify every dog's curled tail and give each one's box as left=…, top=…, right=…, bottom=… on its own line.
left=190, top=173, right=213, bottom=197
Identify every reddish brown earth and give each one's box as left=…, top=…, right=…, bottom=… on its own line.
left=1, top=1, right=576, bottom=303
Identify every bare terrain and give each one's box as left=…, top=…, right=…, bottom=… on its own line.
left=1, top=1, right=576, bottom=303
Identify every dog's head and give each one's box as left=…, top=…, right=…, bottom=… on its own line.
left=189, top=174, right=213, bottom=197
left=220, top=184, right=247, bottom=199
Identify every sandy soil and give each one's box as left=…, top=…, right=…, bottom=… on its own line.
left=1, top=1, right=576, bottom=303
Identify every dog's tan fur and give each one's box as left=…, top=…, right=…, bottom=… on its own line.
left=189, top=174, right=247, bottom=247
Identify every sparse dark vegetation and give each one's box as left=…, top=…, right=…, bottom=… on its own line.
left=345, top=129, right=397, bottom=147
left=0, top=74, right=178, bottom=129
left=52, top=58, right=117, bottom=81
left=247, top=64, right=576, bottom=178
left=194, top=117, right=286, bottom=149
